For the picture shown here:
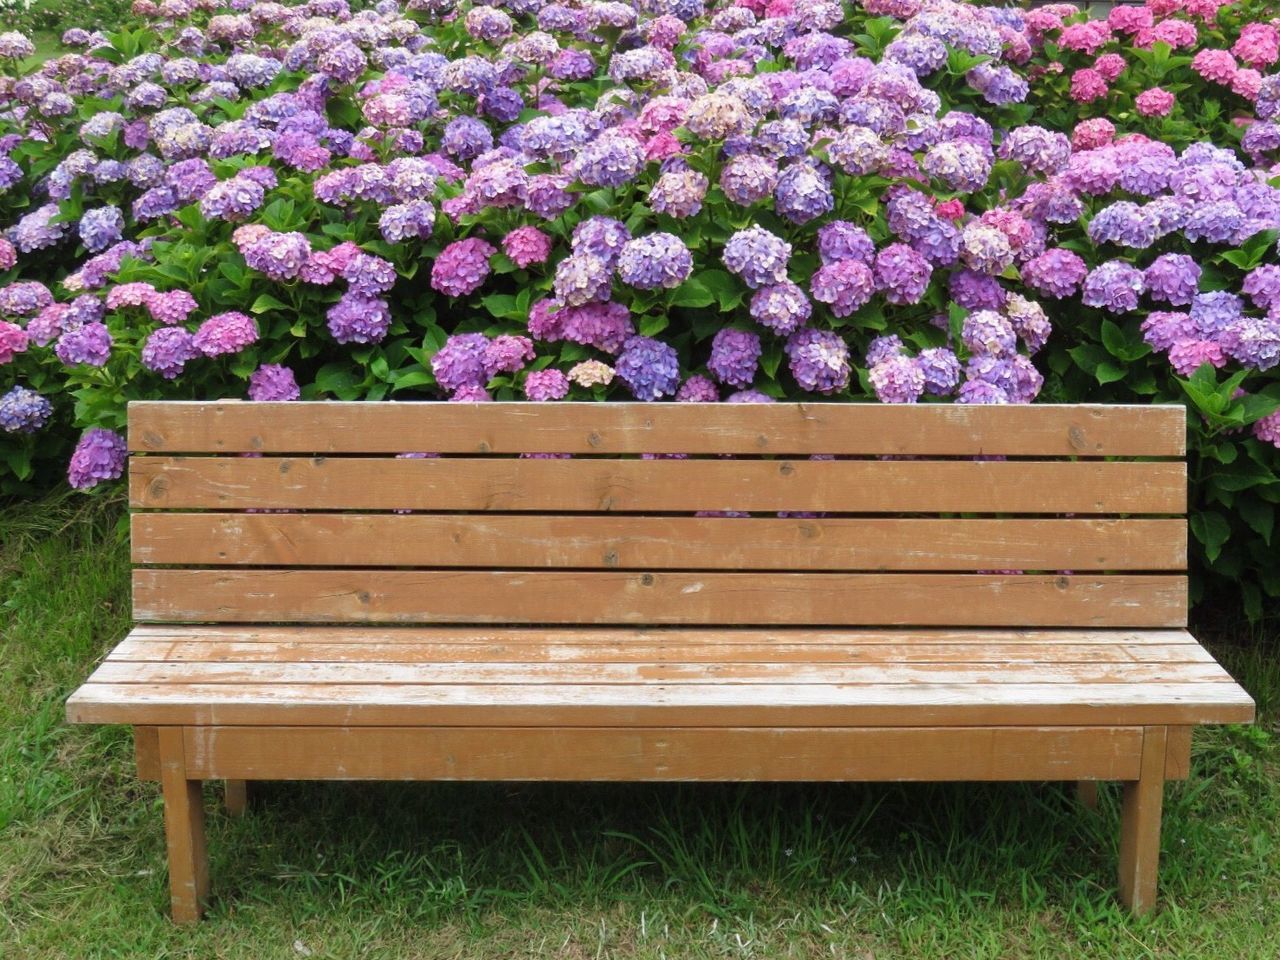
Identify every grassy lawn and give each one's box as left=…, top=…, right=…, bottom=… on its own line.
left=1, top=493, right=1277, bottom=959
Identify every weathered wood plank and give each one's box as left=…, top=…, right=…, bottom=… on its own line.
left=182, top=726, right=1145, bottom=782
left=129, top=457, right=1188, bottom=515
left=131, top=570, right=1189, bottom=628
left=131, top=514, right=1189, bottom=571
left=120, top=625, right=1204, bottom=646
left=87, top=659, right=1232, bottom=687
left=128, top=402, right=1188, bottom=457
left=107, top=639, right=1214, bottom=666
left=1119, top=726, right=1167, bottom=915
left=65, top=680, right=1258, bottom=728
left=158, top=727, right=208, bottom=925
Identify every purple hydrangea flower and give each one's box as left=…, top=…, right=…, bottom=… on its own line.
left=249, top=364, right=301, bottom=401
left=55, top=322, right=112, bottom=366
left=750, top=282, right=811, bottom=336
left=810, top=260, right=876, bottom=318
left=379, top=201, right=436, bottom=243
left=918, top=347, right=962, bottom=395
left=68, top=427, right=127, bottom=489
left=524, top=368, right=571, bottom=401
left=774, top=163, right=834, bottom=225
left=616, top=335, right=680, bottom=401
left=1082, top=261, right=1145, bottom=314
left=431, top=238, right=496, bottom=297
left=1144, top=254, right=1201, bottom=307
left=193, top=311, right=258, bottom=356
left=483, top=335, right=536, bottom=377
left=326, top=293, right=392, bottom=345
left=817, top=222, right=875, bottom=266
left=962, top=310, right=1018, bottom=357
left=723, top=226, right=790, bottom=289
left=617, top=234, right=693, bottom=290
left=1220, top=317, right=1280, bottom=371
left=1242, top=265, right=1280, bottom=312
left=141, top=326, right=199, bottom=379
left=554, top=252, right=613, bottom=306
left=1020, top=248, right=1088, bottom=300
left=78, top=206, right=124, bottom=254
left=874, top=244, right=933, bottom=306
left=676, top=375, right=719, bottom=402
left=707, top=328, right=761, bottom=388
left=869, top=355, right=926, bottom=404
left=1189, top=291, right=1245, bottom=336
left=0, top=384, right=53, bottom=433
left=432, top=333, right=490, bottom=392
left=786, top=328, right=850, bottom=394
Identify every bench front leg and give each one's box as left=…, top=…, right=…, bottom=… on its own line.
left=1118, top=726, right=1167, bottom=915
left=224, top=779, right=249, bottom=817
left=159, top=727, right=209, bottom=924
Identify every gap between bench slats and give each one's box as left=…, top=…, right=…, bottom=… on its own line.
left=127, top=402, right=1187, bottom=457
left=130, top=515, right=1188, bottom=570
left=129, top=457, right=1187, bottom=514
left=130, top=570, right=1188, bottom=628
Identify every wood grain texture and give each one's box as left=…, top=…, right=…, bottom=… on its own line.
left=158, top=727, right=208, bottom=925
left=128, top=456, right=1188, bottom=515
left=1119, top=726, right=1167, bottom=915
left=65, top=680, right=1258, bottom=729
left=130, top=570, right=1190, bottom=628
left=135, top=725, right=160, bottom=781
left=224, top=779, right=248, bottom=817
left=87, top=659, right=1232, bottom=687
left=181, top=725, right=1145, bottom=782
left=131, top=514, right=1189, bottom=571
left=128, top=402, right=1187, bottom=457
left=1165, top=725, right=1193, bottom=780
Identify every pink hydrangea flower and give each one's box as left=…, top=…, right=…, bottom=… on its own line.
left=1072, top=118, right=1116, bottom=151
left=1232, top=68, right=1262, bottom=100
left=1191, top=49, right=1237, bottom=85
left=501, top=226, right=553, bottom=269
left=1233, top=24, right=1279, bottom=69
left=1093, top=53, right=1126, bottom=82
left=1070, top=69, right=1109, bottom=104
left=1135, top=87, right=1175, bottom=117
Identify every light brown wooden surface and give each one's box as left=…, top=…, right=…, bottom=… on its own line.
left=129, top=456, right=1187, bottom=514
left=131, top=514, right=1189, bottom=571
left=1165, top=725, right=1193, bottom=780
left=135, top=725, right=160, bottom=781
left=131, top=570, right=1189, bottom=628
left=66, top=680, right=1257, bottom=728
left=158, top=727, right=208, bottom=925
left=224, top=779, right=248, bottom=817
left=1119, top=726, right=1167, bottom=915
left=181, top=726, right=1145, bottom=782
left=127, top=402, right=1188, bottom=457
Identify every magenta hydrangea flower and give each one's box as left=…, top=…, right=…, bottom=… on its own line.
left=248, top=364, right=301, bottom=401
left=141, top=326, right=199, bottom=379
left=1136, top=87, right=1175, bottom=117
left=68, top=427, right=127, bottom=489
left=146, top=290, right=198, bottom=325
left=193, top=311, right=258, bottom=357
left=431, top=238, right=496, bottom=297
left=501, top=226, right=553, bottom=268
left=524, top=368, right=571, bottom=401
left=0, top=320, right=29, bottom=363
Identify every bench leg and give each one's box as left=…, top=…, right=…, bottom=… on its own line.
left=1118, top=726, right=1166, bottom=915
left=225, top=779, right=249, bottom=817
left=1076, top=780, right=1099, bottom=811
left=159, top=728, right=209, bottom=924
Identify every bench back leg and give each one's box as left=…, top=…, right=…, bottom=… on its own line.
left=159, top=727, right=210, bottom=924
left=224, top=780, right=249, bottom=817
left=1118, top=726, right=1167, bottom=915
left=1075, top=781, right=1100, bottom=811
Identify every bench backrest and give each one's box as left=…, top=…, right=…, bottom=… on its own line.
left=128, top=401, right=1188, bottom=629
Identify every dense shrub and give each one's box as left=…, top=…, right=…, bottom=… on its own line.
left=0, top=0, right=1278, bottom=611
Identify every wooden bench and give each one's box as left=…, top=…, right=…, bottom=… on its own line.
left=66, top=400, right=1254, bottom=923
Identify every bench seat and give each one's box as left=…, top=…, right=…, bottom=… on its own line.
left=70, top=626, right=1253, bottom=732
left=66, top=401, right=1256, bottom=922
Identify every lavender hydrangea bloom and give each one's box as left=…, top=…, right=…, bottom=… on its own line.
left=1242, top=265, right=1280, bottom=312
left=1082, top=261, right=1145, bottom=314
left=1189, top=291, right=1245, bottom=336
left=379, top=201, right=436, bottom=243
left=917, top=347, right=962, bottom=395
left=962, top=310, right=1018, bottom=357
left=810, top=260, right=876, bottom=318
left=1087, top=202, right=1158, bottom=249
left=616, top=234, right=693, bottom=290
left=707, top=328, right=761, bottom=388
left=141, top=326, right=199, bottom=379
left=68, top=427, right=127, bottom=489
left=869, top=355, right=926, bottom=404
left=723, top=226, right=791, bottom=289
left=431, top=333, right=490, bottom=392
left=571, top=218, right=631, bottom=267
left=78, top=206, right=125, bottom=253
left=817, top=222, right=875, bottom=265
left=326, top=293, right=392, bottom=345
left=1021, top=248, right=1088, bottom=300
left=676, top=375, right=719, bottom=402
left=786, top=329, right=850, bottom=394
left=1220, top=317, right=1280, bottom=371
left=554, top=252, right=613, bottom=306
left=0, top=385, right=53, bottom=433
left=249, top=364, right=301, bottom=401
left=874, top=243, right=932, bottom=305
left=431, top=238, right=495, bottom=297
left=750, top=282, right=811, bottom=336
left=55, top=322, right=112, bottom=366
left=773, top=163, right=834, bottom=225
left=719, top=155, right=779, bottom=205
left=483, top=335, right=536, bottom=377
left=193, top=311, right=258, bottom=356
left=1144, top=254, right=1201, bottom=307
left=616, top=335, right=680, bottom=401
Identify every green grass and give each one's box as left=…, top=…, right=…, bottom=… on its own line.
left=1, top=493, right=1278, bottom=959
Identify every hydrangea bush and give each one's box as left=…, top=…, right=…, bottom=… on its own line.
left=1, top=0, right=1279, bottom=611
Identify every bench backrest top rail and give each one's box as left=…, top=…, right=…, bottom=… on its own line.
left=126, top=402, right=1188, bottom=630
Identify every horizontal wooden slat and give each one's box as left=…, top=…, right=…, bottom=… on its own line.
left=181, top=725, right=1146, bottom=781
left=129, top=458, right=1187, bottom=514
left=118, top=626, right=1205, bottom=646
left=108, top=639, right=1214, bottom=666
left=65, top=681, right=1257, bottom=728
left=130, top=515, right=1188, bottom=571
left=131, top=570, right=1189, bottom=628
left=88, top=659, right=1231, bottom=687
left=128, top=402, right=1186, bottom=457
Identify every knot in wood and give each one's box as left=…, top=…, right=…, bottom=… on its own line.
left=603, top=551, right=620, bottom=567
left=1067, top=426, right=1087, bottom=451
left=1055, top=576, right=1070, bottom=590
left=278, top=461, right=291, bottom=475
left=779, top=462, right=795, bottom=477
left=142, top=430, right=164, bottom=449
left=640, top=574, right=654, bottom=586
left=357, top=591, right=372, bottom=604
left=587, top=432, right=602, bottom=448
